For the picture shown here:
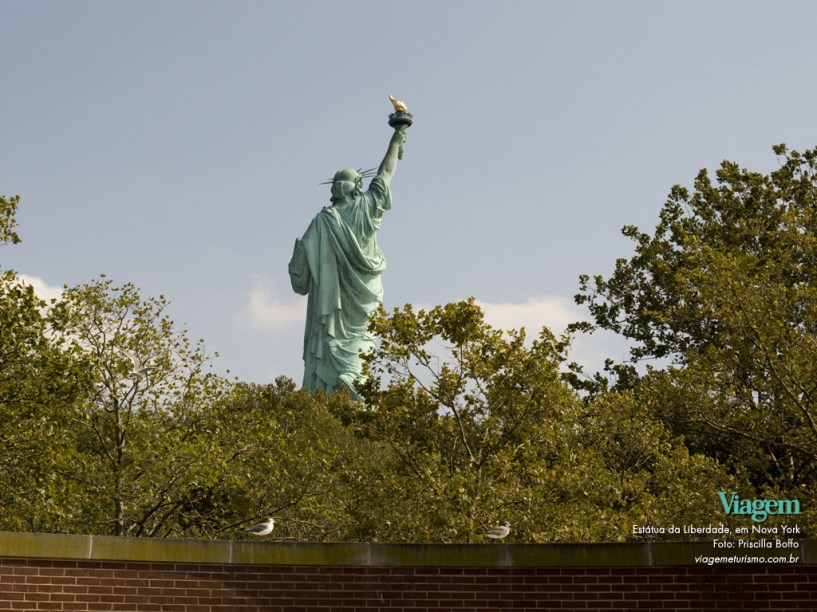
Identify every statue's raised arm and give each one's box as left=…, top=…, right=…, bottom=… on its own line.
left=377, top=127, right=407, bottom=187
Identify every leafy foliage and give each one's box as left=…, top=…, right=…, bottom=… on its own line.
left=574, top=145, right=817, bottom=530
left=0, top=195, right=21, bottom=247
left=339, top=299, right=735, bottom=542
left=193, top=378, right=385, bottom=542
left=0, top=273, right=87, bottom=532
left=43, top=278, right=230, bottom=536
left=575, top=144, right=817, bottom=370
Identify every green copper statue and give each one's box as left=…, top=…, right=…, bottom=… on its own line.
left=288, top=97, right=411, bottom=398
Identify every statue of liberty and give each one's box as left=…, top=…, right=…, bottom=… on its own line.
left=288, top=98, right=411, bottom=398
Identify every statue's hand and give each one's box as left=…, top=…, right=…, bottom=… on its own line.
left=392, top=128, right=407, bottom=160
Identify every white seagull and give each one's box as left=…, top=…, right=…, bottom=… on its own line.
left=480, top=522, right=511, bottom=540
left=124, top=350, right=154, bottom=380
left=243, top=518, right=275, bottom=536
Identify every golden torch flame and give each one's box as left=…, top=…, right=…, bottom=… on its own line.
left=389, top=95, right=408, bottom=113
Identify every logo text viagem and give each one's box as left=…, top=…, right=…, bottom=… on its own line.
left=718, top=491, right=801, bottom=523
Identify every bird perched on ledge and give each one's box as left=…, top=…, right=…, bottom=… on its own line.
left=480, top=522, right=511, bottom=540
left=243, top=518, right=275, bottom=536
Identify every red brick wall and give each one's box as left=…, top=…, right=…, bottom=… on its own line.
left=2, top=558, right=817, bottom=612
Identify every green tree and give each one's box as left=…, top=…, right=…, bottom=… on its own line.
left=0, top=195, right=21, bottom=247
left=353, top=299, right=576, bottom=542
left=343, top=299, right=734, bottom=542
left=50, top=277, right=230, bottom=536
left=575, top=144, right=817, bottom=374
left=581, top=390, right=744, bottom=539
left=574, top=145, right=817, bottom=518
left=0, top=275, right=89, bottom=532
left=0, top=195, right=89, bottom=532
left=184, top=378, right=381, bottom=542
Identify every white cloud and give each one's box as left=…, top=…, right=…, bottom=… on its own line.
left=238, top=287, right=632, bottom=382
left=476, top=296, right=584, bottom=336
left=240, top=277, right=306, bottom=332
left=475, top=295, right=632, bottom=376
left=16, top=274, right=64, bottom=303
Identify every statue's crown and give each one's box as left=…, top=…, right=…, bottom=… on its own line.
left=319, top=167, right=377, bottom=185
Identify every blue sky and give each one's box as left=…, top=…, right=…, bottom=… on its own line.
left=3, top=0, right=816, bottom=384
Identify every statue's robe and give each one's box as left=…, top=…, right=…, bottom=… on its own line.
left=288, top=176, right=391, bottom=396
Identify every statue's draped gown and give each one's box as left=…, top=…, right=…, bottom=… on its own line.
left=288, top=176, right=391, bottom=395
